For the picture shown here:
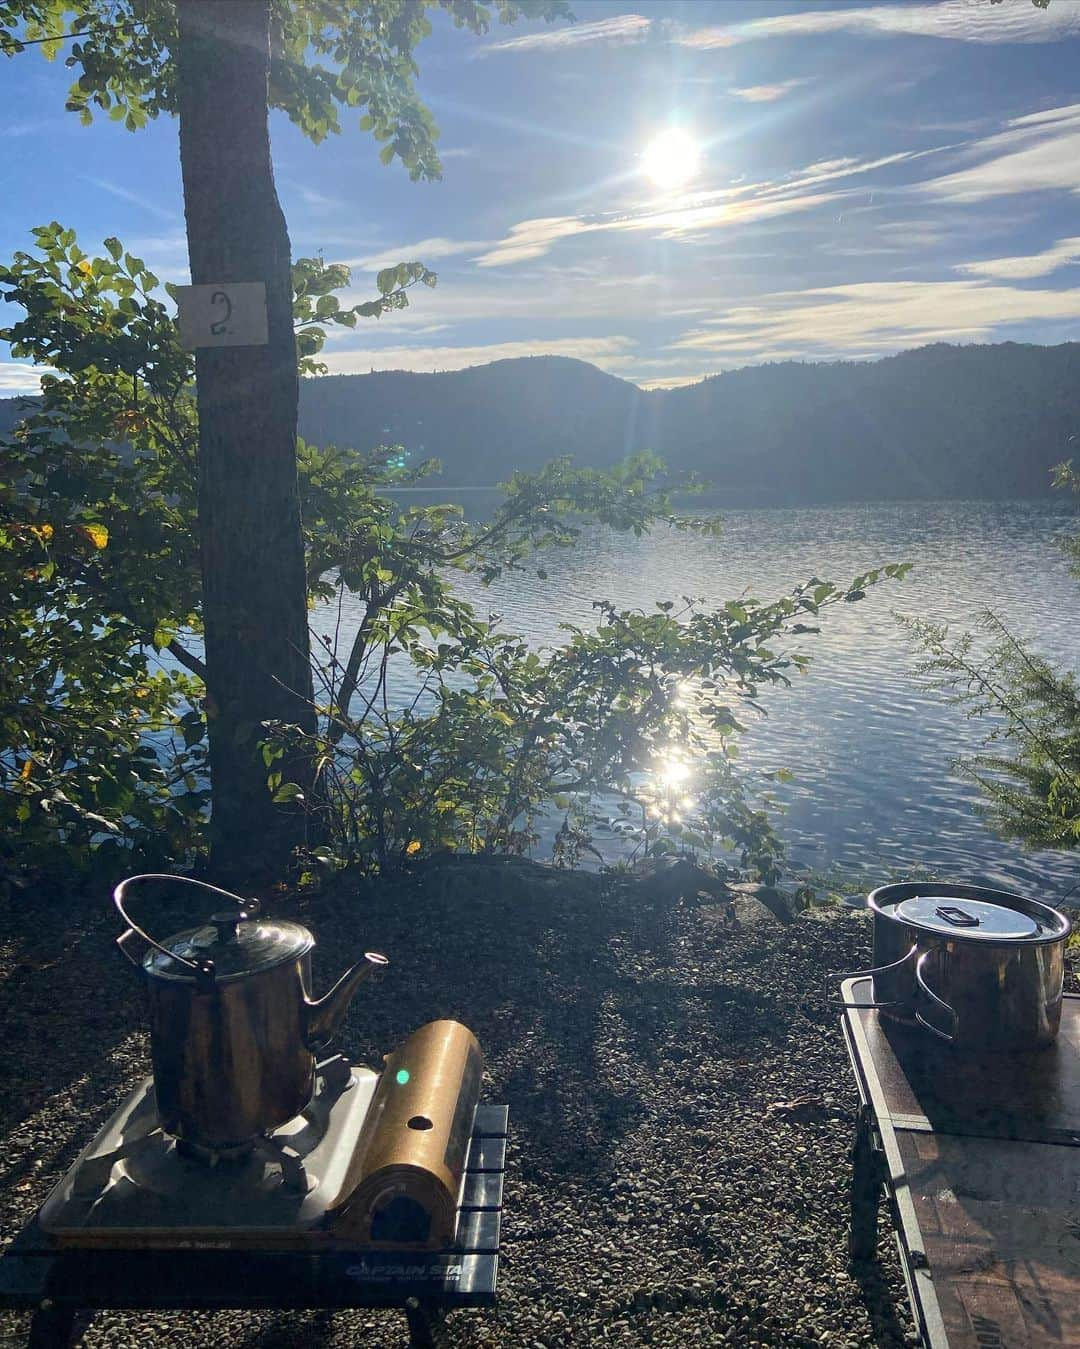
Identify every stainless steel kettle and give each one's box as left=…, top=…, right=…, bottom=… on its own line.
left=115, top=873, right=388, bottom=1149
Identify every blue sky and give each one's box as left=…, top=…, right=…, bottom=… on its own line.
left=4, top=0, right=1080, bottom=393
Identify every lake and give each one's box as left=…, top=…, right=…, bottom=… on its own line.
left=318, top=496, right=1080, bottom=898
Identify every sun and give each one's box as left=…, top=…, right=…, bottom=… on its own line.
left=640, top=128, right=700, bottom=192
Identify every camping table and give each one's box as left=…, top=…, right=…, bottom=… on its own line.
left=0, top=1106, right=508, bottom=1349
left=841, top=979, right=1080, bottom=1349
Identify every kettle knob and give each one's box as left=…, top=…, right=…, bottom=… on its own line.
left=210, top=897, right=260, bottom=944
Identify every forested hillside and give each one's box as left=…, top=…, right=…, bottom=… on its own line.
left=4, top=341, right=1077, bottom=503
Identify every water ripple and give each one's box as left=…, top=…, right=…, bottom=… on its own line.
left=317, top=497, right=1080, bottom=895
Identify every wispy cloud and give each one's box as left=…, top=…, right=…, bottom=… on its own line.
left=683, top=0, right=1078, bottom=49
left=673, top=278, right=1080, bottom=365
left=83, top=176, right=178, bottom=223
left=479, top=2, right=1076, bottom=59
left=728, top=79, right=809, bottom=103
left=6, top=117, right=64, bottom=138
left=474, top=146, right=946, bottom=267
left=352, top=236, right=492, bottom=272
left=638, top=373, right=708, bottom=390
left=956, top=236, right=1080, bottom=280
left=922, top=102, right=1080, bottom=202
left=319, top=335, right=637, bottom=376
left=479, top=14, right=650, bottom=55
left=0, top=362, right=45, bottom=395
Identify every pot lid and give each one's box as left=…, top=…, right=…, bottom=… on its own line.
left=895, top=895, right=1039, bottom=941
left=143, top=915, right=314, bottom=982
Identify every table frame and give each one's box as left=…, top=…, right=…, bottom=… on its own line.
left=842, top=980, right=1080, bottom=1349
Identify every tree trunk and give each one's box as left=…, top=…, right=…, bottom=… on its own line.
left=175, top=0, right=315, bottom=879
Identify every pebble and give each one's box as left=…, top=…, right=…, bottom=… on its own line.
left=0, top=870, right=952, bottom=1347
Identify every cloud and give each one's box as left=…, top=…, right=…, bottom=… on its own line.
left=6, top=117, right=64, bottom=138
left=0, top=363, right=44, bottom=394
left=473, top=216, right=591, bottom=267
left=728, top=80, right=809, bottom=103
left=672, top=278, right=1080, bottom=364
left=353, top=236, right=493, bottom=272
left=473, top=146, right=946, bottom=267
left=922, top=102, right=1080, bottom=202
left=317, top=335, right=638, bottom=376
left=638, top=373, right=708, bottom=390
left=475, top=2, right=1076, bottom=60
left=83, top=176, right=178, bottom=223
left=956, top=236, right=1080, bottom=280
left=682, top=0, right=1079, bottom=49
left=479, top=14, right=651, bottom=55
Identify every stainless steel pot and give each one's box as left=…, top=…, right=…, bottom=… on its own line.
left=842, top=881, right=1070, bottom=1051
left=115, top=873, right=388, bottom=1149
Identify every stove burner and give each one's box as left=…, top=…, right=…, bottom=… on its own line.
left=40, top=1056, right=378, bottom=1248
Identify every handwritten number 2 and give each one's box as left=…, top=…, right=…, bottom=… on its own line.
left=209, top=289, right=232, bottom=336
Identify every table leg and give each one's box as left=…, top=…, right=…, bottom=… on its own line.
left=404, top=1296, right=445, bottom=1348
left=26, top=1304, right=77, bottom=1349
left=849, top=1105, right=882, bottom=1264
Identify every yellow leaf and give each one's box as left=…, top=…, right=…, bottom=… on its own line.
left=78, top=260, right=93, bottom=277
left=20, top=760, right=32, bottom=781
left=79, top=523, right=109, bottom=550
left=31, top=523, right=53, bottom=544
left=405, top=840, right=421, bottom=855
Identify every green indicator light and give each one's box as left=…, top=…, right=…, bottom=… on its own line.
left=396, top=1069, right=410, bottom=1086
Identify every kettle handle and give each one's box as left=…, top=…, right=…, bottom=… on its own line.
left=113, top=873, right=260, bottom=980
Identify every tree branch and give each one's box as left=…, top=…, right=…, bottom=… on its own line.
left=167, top=637, right=206, bottom=680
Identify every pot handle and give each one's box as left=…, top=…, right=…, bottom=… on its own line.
left=914, top=949, right=959, bottom=1044
left=113, top=873, right=260, bottom=981
left=826, top=944, right=919, bottom=1010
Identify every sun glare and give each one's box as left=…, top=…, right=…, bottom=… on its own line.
left=640, top=128, right=700, bottom=193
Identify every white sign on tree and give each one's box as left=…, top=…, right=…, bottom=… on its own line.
left=176, top=281, right=269, bottom=349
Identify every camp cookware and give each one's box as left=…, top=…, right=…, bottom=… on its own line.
left=842, top=881, right=1070, bottom=1051
left=115, top=873, right=388, bottom=1148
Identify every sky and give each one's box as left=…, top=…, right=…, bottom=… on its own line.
left=3, top=0, right=1080, bottom=393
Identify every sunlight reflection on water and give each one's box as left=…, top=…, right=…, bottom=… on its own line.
left=317, top=497, right=1080, bottom=895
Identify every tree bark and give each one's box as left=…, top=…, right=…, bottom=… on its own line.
left=175, top=0, right=315, bottom=878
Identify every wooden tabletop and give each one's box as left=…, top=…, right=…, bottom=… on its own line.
left=843, top=981, right=1080, bottom=1349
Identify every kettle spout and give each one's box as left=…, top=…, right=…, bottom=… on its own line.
left=305, top=951, right=388, bottom=1049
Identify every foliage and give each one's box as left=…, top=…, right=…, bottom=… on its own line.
left=0, top=225, right=711, bottom=883
left=899, top=465, right=1080, bottom=849
left=0, top=225, right=449, bottom=882
left=1053, top=459, right=1080, bottom=577
left=0, top=511, right=208, bottom=885
left=270, top=570, right=906, bottom=885
left=0, top=0, right=571, bottom=176
left=1, top=222, right=908, bottom=894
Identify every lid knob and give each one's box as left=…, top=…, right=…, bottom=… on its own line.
left=209, top=899, right=258, bottom=943
left=934, top=905, right=980, bottom=928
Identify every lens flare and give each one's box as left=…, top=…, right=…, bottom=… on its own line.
left=641, top=128, right=700, bottom=192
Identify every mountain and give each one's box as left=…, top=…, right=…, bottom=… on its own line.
left=300, top=343, right=1080, bottom=503
left=4, top=341, right=1079, bottom=504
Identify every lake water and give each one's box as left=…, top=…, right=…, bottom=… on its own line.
left=318, top=496, right=1080, bottom=897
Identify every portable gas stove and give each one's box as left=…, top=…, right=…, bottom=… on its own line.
left=0, top=876, right=507, bottom=1347
left=0, top=1054, right=507, bottom=1348
left=38, top=1055, right=377, bottom=1249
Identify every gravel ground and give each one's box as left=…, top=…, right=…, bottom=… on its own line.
left=0, top=866, right=983, bottom=1348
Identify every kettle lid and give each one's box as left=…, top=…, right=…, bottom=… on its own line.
left=144, top=912, right=314, bottom=982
